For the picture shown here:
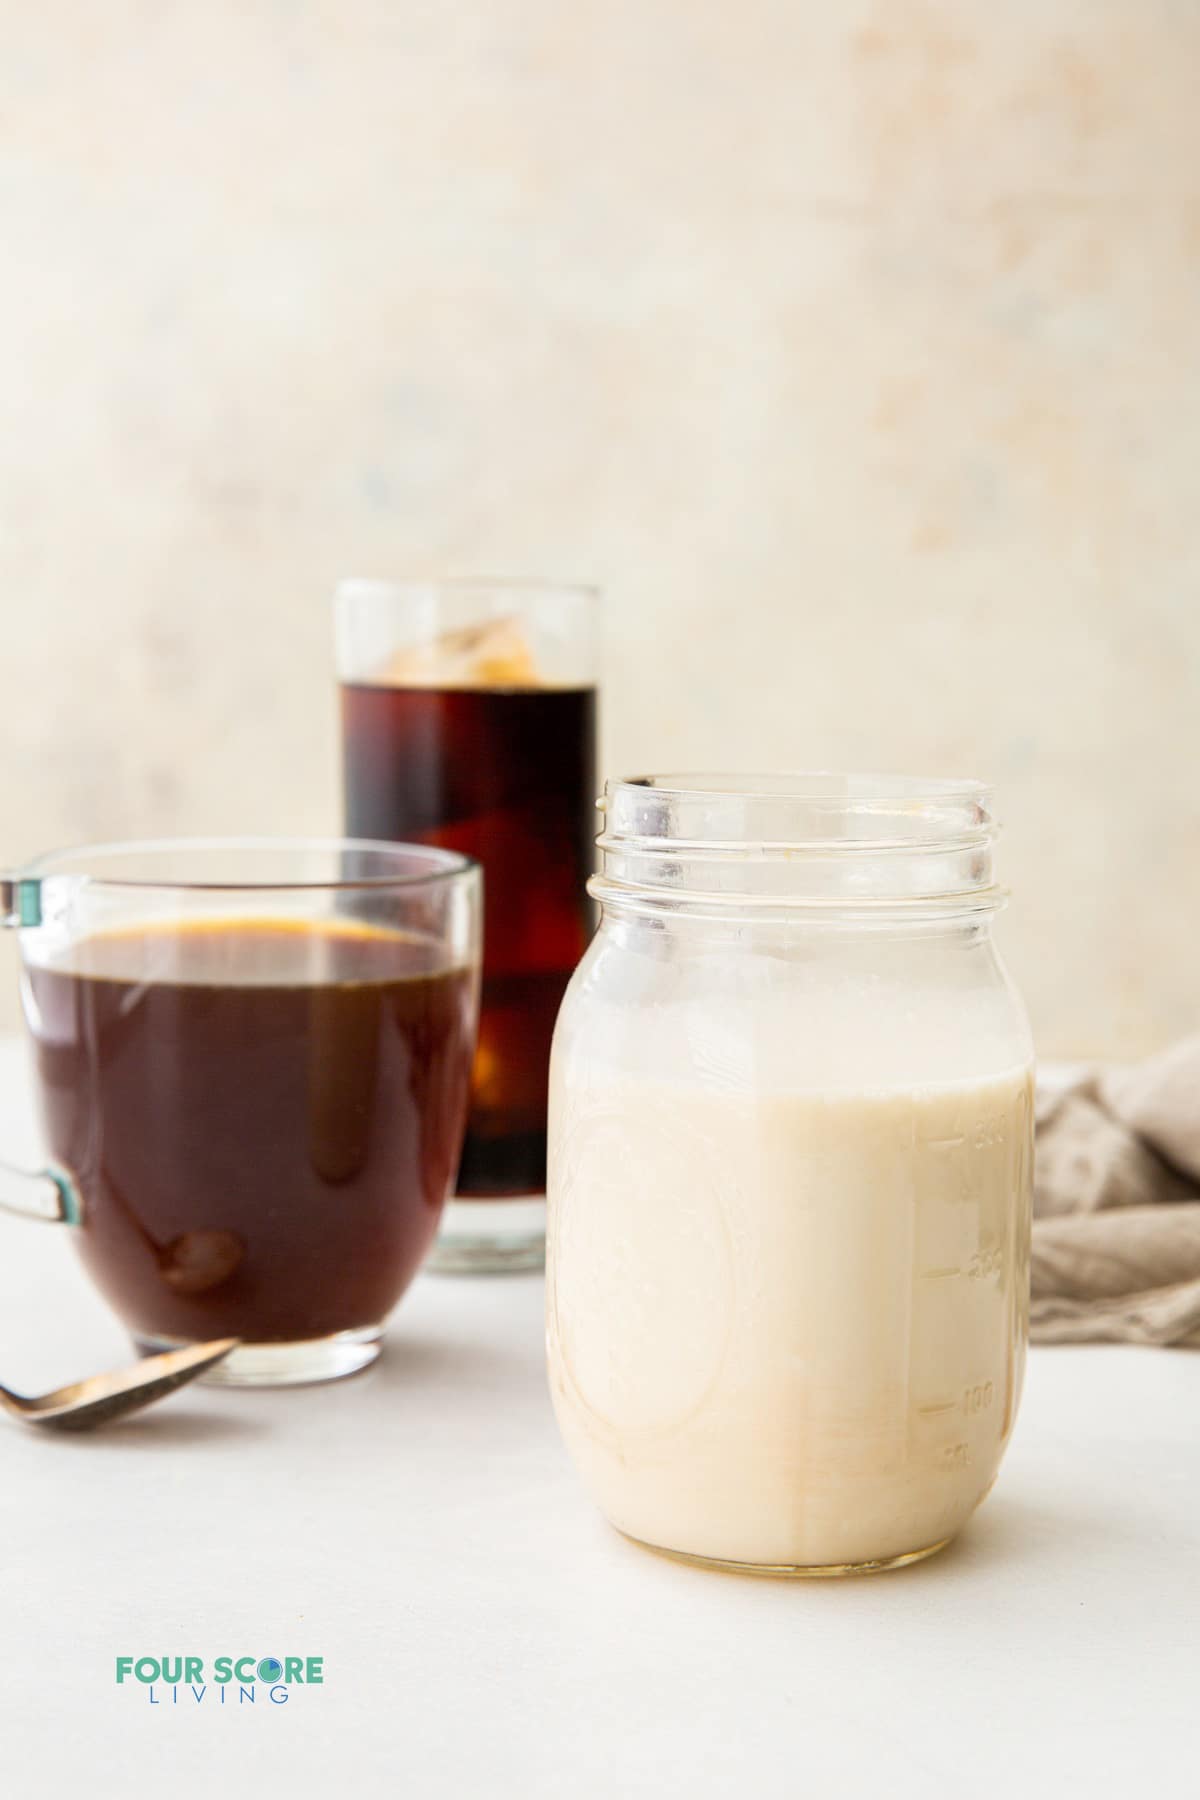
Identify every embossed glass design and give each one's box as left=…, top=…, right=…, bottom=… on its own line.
left=546, top=775, right=1034, bottom=1575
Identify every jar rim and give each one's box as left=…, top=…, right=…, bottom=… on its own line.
left=610, top=771, right=989, bottom=807
left=594, top=772, right=1003, bottom=918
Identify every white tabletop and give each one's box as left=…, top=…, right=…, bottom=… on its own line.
left=0, top=1037, right=1195, bottom=1799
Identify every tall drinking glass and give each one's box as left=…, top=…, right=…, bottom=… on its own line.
left=336, top=580, right=598, bottom=1272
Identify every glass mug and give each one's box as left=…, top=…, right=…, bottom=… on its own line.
left=0, top=839, right=481, bottom=1386
left=336, top=578, right=598, bottom=1274
left=547, top=774, right=1034, bottom=1575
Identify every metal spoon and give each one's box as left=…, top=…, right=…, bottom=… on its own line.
left=0, top=1338, right=239, bottom=1431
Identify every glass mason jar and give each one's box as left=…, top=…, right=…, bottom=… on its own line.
left=547, top=775, right=1034, bottom=1576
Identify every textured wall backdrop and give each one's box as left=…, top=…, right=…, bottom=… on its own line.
left=2, top=2, right=1198, bottom=1053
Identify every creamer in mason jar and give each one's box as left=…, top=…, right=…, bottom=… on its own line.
left=546, top=774, right=1034, bottom=1575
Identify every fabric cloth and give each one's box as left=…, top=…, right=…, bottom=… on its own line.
left=1033, top=1037, right=1200, bottom=1346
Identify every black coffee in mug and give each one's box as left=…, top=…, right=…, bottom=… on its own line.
left=4, top=840, right=481, bottom=1386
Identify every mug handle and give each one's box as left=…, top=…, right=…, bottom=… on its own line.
left=0, top=872, right=82, bottom=1225
left=0, top=1163, right=81, bottom=1225
left=1, top=872, right=43, bottom=929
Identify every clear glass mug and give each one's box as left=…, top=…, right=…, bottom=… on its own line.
left=0, top=838, right=481, bottom=1386
left=547, top=775, right=1035, bottom=1575
left=336, top=578, right=599, bottom=1274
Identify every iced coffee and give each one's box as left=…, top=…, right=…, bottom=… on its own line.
left=336, top=582, right=598, bottom=1271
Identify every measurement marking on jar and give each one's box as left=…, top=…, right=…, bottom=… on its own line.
left=917, top=1401, right=957, bottom=1416
left=925, top=1135, right=965, bottom=1151
left=921, top=1265, right=962, bottom=1280
left=939, top=1442, right=971, bottom=1470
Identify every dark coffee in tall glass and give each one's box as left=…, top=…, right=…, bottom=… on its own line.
left=336, top=585, right=599, bottom=1273
left=342, top=681, right=595, bottom=1194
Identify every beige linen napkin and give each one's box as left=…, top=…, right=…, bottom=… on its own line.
left=1033, top=1037, right=1200, bottom=1346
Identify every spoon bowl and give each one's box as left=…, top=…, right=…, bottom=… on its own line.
left=0, top=1339, right=240, bottom=1430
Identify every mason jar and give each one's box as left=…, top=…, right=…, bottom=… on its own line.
left=546, top=774, right=1034, bottom=1576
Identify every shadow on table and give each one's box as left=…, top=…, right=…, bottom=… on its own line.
left=27, top=1408, right=268, bottom=1452
left=373, top=1328, right=541, bottom=1395
left=913, top=1488, right=1146, bottom=1578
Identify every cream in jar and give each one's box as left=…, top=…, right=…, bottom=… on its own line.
left=546, top=775, right=1034, bottom=1574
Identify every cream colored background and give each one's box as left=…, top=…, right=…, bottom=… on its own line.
left=1, top=3, right=1198, bottom=1054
